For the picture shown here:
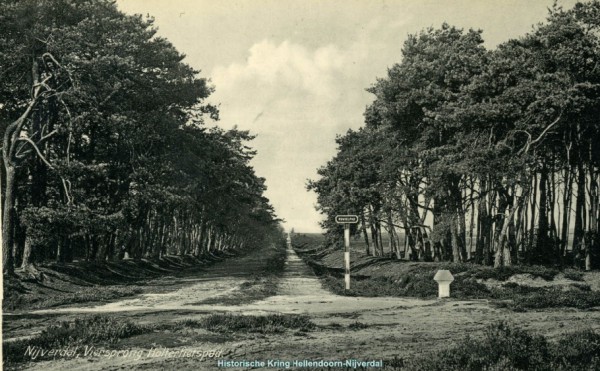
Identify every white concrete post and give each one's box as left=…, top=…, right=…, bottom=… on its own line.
left=433, top=270, right=454, bottom=298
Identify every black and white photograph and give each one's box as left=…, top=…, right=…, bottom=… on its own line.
left=1, top=0, right=600, bottom=370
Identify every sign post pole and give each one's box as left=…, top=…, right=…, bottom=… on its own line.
left=344, top=222, right=350, bottom=290
left=335, top=215, right=358, bottom=292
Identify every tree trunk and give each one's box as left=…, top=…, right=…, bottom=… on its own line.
left=560, top=168, right=573, bottom=264
left=494, top=192, right=520, bottom=267
left=572, top=162, right=586, bottom=268
left=451, top=215, right=462, bottom=262
left=529, top=173, right=538, bottom=262
left=360, top=211, right=371, bottom=256
left=468, top=179, right=476, bottom=260
left=2, top=166, right=16, bottom=275
left=21, top=234, right=34, bottom=269
left=536, top=164, right=550, bottom=264
left=387, top=211, right=400, bottom=259
left=586, top=162, right=598, bottom=270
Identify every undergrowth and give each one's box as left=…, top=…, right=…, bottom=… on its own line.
left=323, top=272, right=600, bottom=310
left=494, top=286, right=600, bottom=311
left=38, top=286, right=143, bottom=310
left=196, top=313, right=315, bottom=334
left=4, top=312, right=316, bottom=365
left=404, top=321, right=600, bottom=371
left=302, top=248, right=600, bottom=310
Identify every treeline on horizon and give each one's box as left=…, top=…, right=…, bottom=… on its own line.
left=309, top=1, right=600, bottom=269
left=0, top=0, right=283, bottom=276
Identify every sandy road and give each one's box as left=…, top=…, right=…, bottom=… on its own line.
left=16, top=245, right=425, bottom=316
left=6, top=244, right=600, bottom=370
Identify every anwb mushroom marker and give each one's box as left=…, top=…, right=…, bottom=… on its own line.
left=434, top=270, right=454, bottom=298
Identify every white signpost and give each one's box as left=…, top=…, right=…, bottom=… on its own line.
left=335, top=215, right=359, bottom=290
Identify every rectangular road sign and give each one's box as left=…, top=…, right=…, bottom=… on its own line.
left=335, top=215, right=359, bottom=224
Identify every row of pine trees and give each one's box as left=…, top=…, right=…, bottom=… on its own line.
left=1, top=0, right=282, bottom=275
left=309, top=2, right=600, bottom=269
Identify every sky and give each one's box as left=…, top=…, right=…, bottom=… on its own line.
left=117, top=0, right=581, bottom=233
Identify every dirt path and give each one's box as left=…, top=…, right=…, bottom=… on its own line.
left=6, top=244, right=600, bottom=370
left=12, top=246, right=426, bottom=316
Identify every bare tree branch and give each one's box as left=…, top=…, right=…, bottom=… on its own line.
left=61, top=178, right=73, bottom=206
left=15, top=135, right=74, bottom=205
left=41, top=52, right=63, bottom=69
left=15, top=137, right=54, bottom=168
left=5, top=98, right=40, bottom=162
left=14, top=141, right=32, bottom=159
left=39, top=129, right=58, bottom=143
left=518, top=112, right=563, bottom=155
left=529, top=112, right=562, bottom=146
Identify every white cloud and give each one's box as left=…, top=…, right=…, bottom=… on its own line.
left=208, top=21, right=408, bottom=232
left=212, top=40, right=347, bottom=101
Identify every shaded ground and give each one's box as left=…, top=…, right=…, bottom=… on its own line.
left=3, top=236, right=600, bottom=370
left=3, top=251, right=240, bottom=312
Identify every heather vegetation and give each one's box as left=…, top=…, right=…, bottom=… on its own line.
left=404, top=322, right=600, bottom=371
left=294, top=233, right=600, bottom=310
left=4, top=313, right=315, bottom=364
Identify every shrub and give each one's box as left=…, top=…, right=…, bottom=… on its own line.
left=405, top=323, right=600, bottom=371
left=199, top=313, right=315, bottom=334
left=41, top=315, right=146, bottom=344
left=552, top=330, right=600, bottom=368
left=570, top=283, right=592, bottom=292
left=39, top=286, right=143, bottom=309
left=451, top=278, right=491, bottom=299
left=473, top=265, right=558, bottom=281
left=262, top=246, right=287, bottom=275
left=348, top=321, right=369, bottom=330
left=438, top=262, right=478, bottom=274
left=401, top=272, right=438, bottom=298
left=510, top=288, right=600, bottom=310
left=406, top=322, right=549, bottom=370
left=497, top=282, right=542, bottom=296
left=563, top=269, right=585, bottom=281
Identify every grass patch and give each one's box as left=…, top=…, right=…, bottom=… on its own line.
left=261, top=245, right=287, bottom=275
left=31, top=286, right=143, bottom=310
left=321, top=269, right=490, bottom=300
left=348, top=321, right=369, bottom=330
left=563, top=269, right=585, bottom=281
left=471, top=265, right=559, bottom=281
left=156, top=313, right=315, bottom=334
left=5, top=312, right=315, bottom=366
left=198, top=313, right=315, bottom=334
left=326, top=322, right=343, bottom=329
left=319, top=267, right=600, bottom=311
left=494, top=286, right=600, bottom=311
left=305, top=246, right=600, bottom=311
left=322, top=273, right=438, bottom=298
left=191, top=275, right=279, bottom=305
left=405, top=321, right=600, bottom=371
